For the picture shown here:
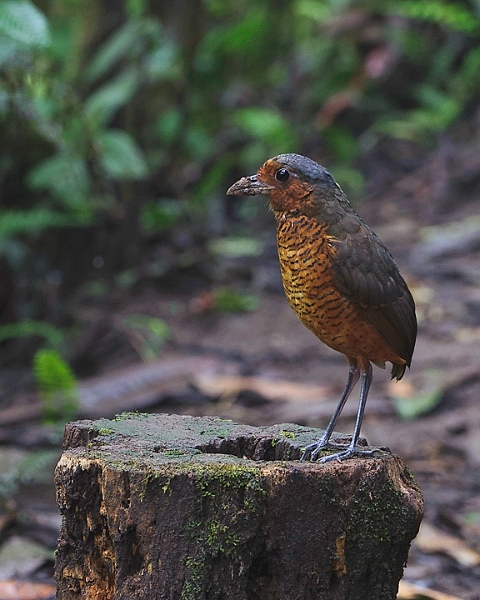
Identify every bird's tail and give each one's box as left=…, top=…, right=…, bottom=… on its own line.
left=391, top=362, right=407, bottom=381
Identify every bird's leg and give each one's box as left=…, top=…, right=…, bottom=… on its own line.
left=319, top=363, right=378, bottom=463
left=301, top=364, right=360, bottom=461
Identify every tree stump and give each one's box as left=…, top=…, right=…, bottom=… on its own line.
left=55, top=413, right=423, bottom=600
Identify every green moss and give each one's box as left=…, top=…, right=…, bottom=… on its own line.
left=163, top=449, right=188, bottom=457
left=281, top=430, right=295, bottom=439
left=178, top=461, right=267, bottom=598
left=347, top=475, right=414, bottom=548
left=97, top=428, right=114, bottom=435
left=161, top=481, right=172, bottom=496
left=113, top=411, right=150, bottom=421
left=182, top=555, right=206, bottom=600
left=186, top=519, right=241, bottom=556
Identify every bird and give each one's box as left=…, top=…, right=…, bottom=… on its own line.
left=227, top=153, right=417, bottom=463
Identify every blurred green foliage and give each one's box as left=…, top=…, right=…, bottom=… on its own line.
left=121, top=314, right=171, bottom=361
left=0, top=0, right=479, bottom=365
left=213, top=287, right=260, bottom=313
left=0, top=319, right=64, bottom=348
left=33, top=348, right=79, bottom=423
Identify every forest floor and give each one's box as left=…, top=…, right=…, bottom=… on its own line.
left=1, top=138, right=480, bottom=599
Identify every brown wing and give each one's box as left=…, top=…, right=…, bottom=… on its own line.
left=330, top=214, right=417, bottom=371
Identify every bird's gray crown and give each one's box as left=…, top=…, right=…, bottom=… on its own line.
left=273, top=154, right=335, bottom=186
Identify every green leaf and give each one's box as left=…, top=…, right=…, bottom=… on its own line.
left=213, top=287, right=260, bottom=313
left=196, top=8, right=268, bottom=68
left=207, top=236, right=264, bottom=258
left=393, top=369, right=444, bottom=420
left=0, top=34, right=18, bottom=64
left=390, top=0, right=480, bottom=35
left=0, top=0, right=50, bottom=47
left=84, top=69, right=139, bottom=125
left=27, top=155, right=91, bottom=209
left=140, top=199, right=182, bottom=231
left=33, top=349, right=79, bottom=424
left=192, top=158, right=230, bottom=203
left=122, top=314, right=171, bottom=360
left=155, top=108, right=182, bottom=145
left=183, top=125, right=213, bottom=160
left=85, top=21, right=143, bottom=84
left=221, top=9, right=267, bottom=52
left=464, top=511, right=480, bottom=526
left=295, top=0, right=332, bottom=22
left=97, top=130, right=149, bottom=180
left=145, top=42, right=178, bottom=81
left=34, top=349, right=76, bottom=396
left=126, top=0, right=148, bottom=19
left=233, top=107, right=297, bottom=149
left=322, top=125, right=358, bottom=163
left=413, top=86, right=460, bottom=130
left=0, top=321, right=64, bottom=350
left=0, top=208, right=89, bottom=242
left=374, top=117, right=421, bottom=141
left=394, top=388, right=443, bottom=420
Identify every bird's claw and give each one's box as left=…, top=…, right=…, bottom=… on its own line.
left=300, top=439, right=348, bottom=462
left=301, top=442, right=382, bottom=463
left=318, top=446, right=378, bottom=463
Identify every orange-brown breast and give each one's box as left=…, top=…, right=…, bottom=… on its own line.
left=274, top=212, right=406, bottom=371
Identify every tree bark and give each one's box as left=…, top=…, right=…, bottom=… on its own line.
left=55, top=413, right=423, bottom=600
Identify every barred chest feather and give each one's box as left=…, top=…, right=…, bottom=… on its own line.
left=273, top=211, right=404, bottom=367
left=277, top=213, right=335, bottom=296
left=274, top=213, right=339, bottom=323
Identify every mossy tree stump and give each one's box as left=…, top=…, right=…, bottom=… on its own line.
left=55, top=413, right=423, bottom=600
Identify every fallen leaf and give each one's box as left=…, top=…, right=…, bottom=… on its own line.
left=398, top=580, right=466, bottom=600
left=0, top=580, right=56, bottom=600
left=389, top=369, right=444, bottom=420
left=414, top=521, right=480, bottom=567
left=188, top=291, right=215, bottom=313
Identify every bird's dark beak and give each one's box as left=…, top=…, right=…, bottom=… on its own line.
left=226, top=175, right=274, bottom=196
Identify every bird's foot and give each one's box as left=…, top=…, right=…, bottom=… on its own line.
left=300, top=439, right=348, bottom=462
left=318, top=446, right=379, bottom=463
left=302, top=442, right=388, bottom=463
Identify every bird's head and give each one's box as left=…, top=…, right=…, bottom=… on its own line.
left=226, top=153, right=340, bottom=215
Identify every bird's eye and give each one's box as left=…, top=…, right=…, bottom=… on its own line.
left=275, top=168, right=290, bottom=182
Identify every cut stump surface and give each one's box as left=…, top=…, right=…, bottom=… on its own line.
left=55, top=413, right=424, bottom=600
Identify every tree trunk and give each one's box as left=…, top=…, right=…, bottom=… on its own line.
left=55, top=413, right=423, bottom=600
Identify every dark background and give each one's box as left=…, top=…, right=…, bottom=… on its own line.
left=0, top=1, right=480, bottom=598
